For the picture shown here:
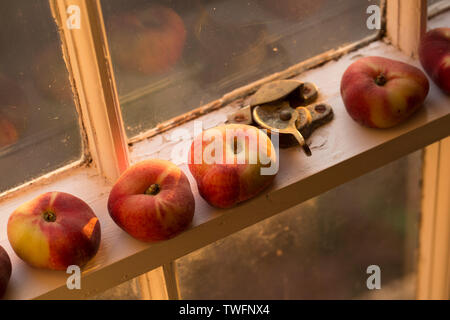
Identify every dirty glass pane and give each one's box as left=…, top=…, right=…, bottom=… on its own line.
left=428, top=0, right=448, bottom=16
left=101, top=0, right=380, bottom=138
left=0, top=1, right=82, bottom=193
left=428, top=0, right=444, bottom=7
left=176, top=151, right=422, bottom=299
left=92, top=279, right=142, bottom=300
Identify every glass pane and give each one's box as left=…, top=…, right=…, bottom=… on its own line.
left=428, top=0, right=444, bottom=7
left=428, top=0, right=447, bottom=17
left=92, top=279, right=142, bottom=300
left=102, top=0, right=380, bottom=138
left=0, top=1, right=82, bottom=193
left=176, top=151, right=422, bottom=299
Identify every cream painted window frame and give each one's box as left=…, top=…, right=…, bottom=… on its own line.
left=0, top=0, right=448, bottom=299
left=385, top=0, right=449, bottom=300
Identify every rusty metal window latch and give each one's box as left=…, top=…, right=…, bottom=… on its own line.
left=227, top=80, right=334, bottom=156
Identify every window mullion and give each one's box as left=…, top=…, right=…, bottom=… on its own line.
left=385, top=0, right=449, bottom=300
left=386, top=0, right=427, bottom=57
left=50, top=0, right=181, bottom=300
left=49, top=0, right=129, bottom=182
left=417, top=138, right=450, bottom=299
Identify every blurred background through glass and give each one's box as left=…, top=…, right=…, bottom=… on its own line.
left=102, top=0, right=381, bottom=138
left=175, top=151, right=422, bottom=299
left=0, top=1, right=82, bottom=193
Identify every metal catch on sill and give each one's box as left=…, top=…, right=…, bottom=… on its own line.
left=226, top=80, right=334, bottom=155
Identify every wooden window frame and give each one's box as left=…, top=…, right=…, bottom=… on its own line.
left=0, top=0, right=448, bottom=299
left=386, top=0, right=450, bottom=300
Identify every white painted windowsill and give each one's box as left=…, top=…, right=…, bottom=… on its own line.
left=0, top=11, right=449, bottom=300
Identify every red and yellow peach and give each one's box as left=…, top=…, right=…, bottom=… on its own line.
left=419, top=27, right=450, bottom=94
left=341, top=56, right=429, bottom=128
left=108, top=159, right=195, bottom=242
left=188, top=124, right=277, bottom=208
left=0, top=246, right=11, bottom=298
left=7, top=192, right=101, bottom=270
